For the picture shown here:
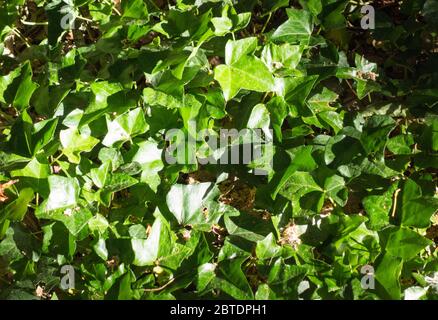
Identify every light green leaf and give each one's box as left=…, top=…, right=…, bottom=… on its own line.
left=166, top=182, right=220, bottom=226
left=214, top=38, right=275, bottom=101
left=271, top=8, right=313, bottom=44
left=102, top=108, right=148, bottom=147
left=132, top=216, right=173, bottom=266
left=386, top=227, right=432, bottom=260
left=60, top=127, right=99, bottom=164
left=215, top=56, right=275, bottom=101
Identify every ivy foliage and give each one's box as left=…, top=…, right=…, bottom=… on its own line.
left=0, top=0, right=437, bottom=300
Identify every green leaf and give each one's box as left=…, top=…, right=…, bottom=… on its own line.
left=39, top=175, right=79, bottom=212
left=323, top=174, right=347, bottom=206
left=267, top=258, right=307, bottom=298
left=262, top=43, right=303, bottom=71
left=363, top=183, right=398, bottom=230
left=8, top=110, right=33, bottom=157
left=224, top=37, right=258, bottom=65
left=10, top=158, right=51, bottom=195
left=102, top=108, right=148, bottom=147
left=60, top=127, right=99, bottom=164
left=307, top=87, right=338, bottom=112
left=0, top=188, right=33, bottom=223
left=214, top=38, right=275, bottom=101
left=122, top=0, right=148, bottom=19
left=386, top=227, right=432, bottom=260
left=361, top=115, right=396, bottom=154
left=266, top=96, right=288, bottom=141
left=278, top=171, right=322, bottom=200
left=211, top=17, right=233, bottom=36
left=215, top=57, right=275, bottom=101
left=213, top=250, right=254, bottom=299
left=387, top=134, right=414, bottom=155
left=196, top=263, right=216, bottom=292
left=143, top=88, right=182, bottom=109
left=283, top=76, right=319, bottom=110
left=299, top=0, right=323, bottom=17
left=256, top=233, right=281, bottom=259
left=129, top=140, right=164, bottom=191
left=166, top=183, right=222, bottom=227
left=271, top=8, right=313, bottom=44
left=131, top=216, right=173, bottom=266
left=255, top=284, right=277, bottom=300
left=271, top=146, right=318, bottom=199
left=0, top=61, right=38, bottom=110
left=93, top=237, right=108, bottom=261
left=399, top=179, right=438, bottom=228
left=375, top=253, right=403, bottom=300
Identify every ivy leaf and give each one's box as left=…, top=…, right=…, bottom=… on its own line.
left=166, top=183, right=222, bottom=227
left=38, top=175, right=79, bottom=212
left=102, top=108, right=148, bottom=147
left=375, top=253, right=403, bottom=300
left=271, top=8, right=314, bottom=44
left=122, top=0, right=148, bottom=19
left=323, top=174, right=347, bottom=206
left=386, top=227, right=432, bottom=260
left=399, top=179, right=438, bottom=228
left=0, top=61, right=38, bottom=110
left=214, top=38, right=275, bottom=101
left=361, top=115, right=396, bottom=155
left=0, top=188, right=33, bottom=223
left=387, top=134, right=414, bottom=155
left=131, top=216, right=173, bottom=266
left=363, top=183, right=398, bottom=230
left=211, top=17, right=233, bottom=36
left=60, top=127, right=99, bottom=164
left=256, top=233, right=282, bottom=259
left=143, top=88, right=182, bottom=109
left=129, top=140, right=164, bottom=191
left=283, top=76, right=319, bottom=110
left=215, top=56, right=275, bottom=101
left=262, top=43, right=303, bottom=72
left=35, top=176, right=92, bottom=236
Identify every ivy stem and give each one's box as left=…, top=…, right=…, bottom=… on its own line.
left=12, top=28, right=30, bottom=47
left=76, top=16, right=94, bottom=23
left=50, top=152, right=64, bottom=167
left=147, top=0, right=161, bottom=11
left=293, top=251, right=302, bottom=266
left=103, top=0, right=122, bottom=16
left=345, top=79, right=358, bottom=98
left=261, top=12, right=272, bottom=34
left=144, top=277, right=175, bottom=292
left=20, top=20, right=48, bottom=26
left=391, top=188, right=401, bottom=218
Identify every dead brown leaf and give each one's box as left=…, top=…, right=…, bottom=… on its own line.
left=0, top=180, right=19, bottom=203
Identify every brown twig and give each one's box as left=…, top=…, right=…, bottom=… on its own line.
left=391, top=188, right=401, bottom=218
left=143, top=277, right=175, bottom=292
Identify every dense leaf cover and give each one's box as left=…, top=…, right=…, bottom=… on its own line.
left=0, top=0, right=437, bottom=300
